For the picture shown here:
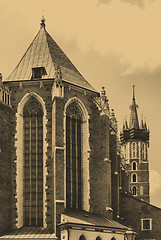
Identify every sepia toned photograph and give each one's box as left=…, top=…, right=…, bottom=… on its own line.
left=0, top=0, right=161, bottom=239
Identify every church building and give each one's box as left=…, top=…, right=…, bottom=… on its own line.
left=2, top=17, right=161, bottom=240
left=0, top=18, right=133, bottom=240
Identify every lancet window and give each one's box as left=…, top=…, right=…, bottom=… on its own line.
left=66, top=102, right=82, bottom=209
left=132, top=186, right=137, bottom=196
left=23, top=98, right=43, bottom=226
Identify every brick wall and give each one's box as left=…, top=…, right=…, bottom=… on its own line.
left=89, top=104, right=111, bottom=219
left=0, top=103, right=12, bottom=234
left=3, top=81, right=113, bottom=233
left=120, top=192, right=161, bottom=240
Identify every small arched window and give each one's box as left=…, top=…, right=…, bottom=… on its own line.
left=132, top=186, right=137, bottom=196
left=79, top=235, right=86, bottom=240
left=96, top=237, right=102, bottom=240
left=111, top=237, right=116, bottom=240
left=132, top=162, right=137, bottom=171
left=132, top=173, right=137, bottom=183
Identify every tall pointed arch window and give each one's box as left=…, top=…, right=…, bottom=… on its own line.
left=129, top=143, right=132, bottom=158
left=66, top=102, right=82, bottom=209
left=137, top=142, right=139, bottom=158
left=132, top=161, right=137, bottom=171
left=23, top=98, right=43, bottom=226
left=132, top=173, right=137, bottom=183
left=132, top=186, right=137, bottom=196
left=145, top=144, right=148, bottom=159
left=142, top=143, right=145, bottom=159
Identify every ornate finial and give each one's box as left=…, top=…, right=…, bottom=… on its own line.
left=0, top=73, right=2, bottom=80
left=101, top=86, right=106, bottom=97
left=132, top=84, right=135, bottom=100
left=41, top=15, right=46, bottom=27
left=55, top=65, right=62, bottom=80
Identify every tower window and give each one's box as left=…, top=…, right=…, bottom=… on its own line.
left=132, top=186, right=137, bottom=196
left=142, top=143, right=145, bottom=159
left=133, top=143, right=135, bottom=158
left=137, top=142, right=139, bottom=158
left=132, top=173, right=137, bottom=183
left=129, top=143, right=132, bottom=158
left=145, top=144, right=148, bottom=159
left=132, top=161, right=137, bottom=171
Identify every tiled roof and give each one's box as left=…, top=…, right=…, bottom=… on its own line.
left=4, top=21, right=97, bottom=93
left=61, top=209, right=129, bottom=230
left=0, top=227, right=56, bottom=239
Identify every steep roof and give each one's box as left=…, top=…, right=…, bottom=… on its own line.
left=5, top=19, right=97, bottom=93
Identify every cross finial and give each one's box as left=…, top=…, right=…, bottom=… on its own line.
left=40, top=15, right=46, bottom=27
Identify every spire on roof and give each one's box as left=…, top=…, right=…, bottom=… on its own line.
left=129, top=85, right=139, bottom=129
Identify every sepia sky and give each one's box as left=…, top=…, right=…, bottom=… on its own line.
left=0, top=0, right=161, bottom=207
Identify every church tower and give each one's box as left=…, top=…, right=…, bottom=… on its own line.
left=120, top=86, right=150, bottom=203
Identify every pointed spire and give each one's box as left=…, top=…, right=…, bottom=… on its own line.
left=129, top=85, right=139, bottom=129
left=133, top=84, right=135, bottom=100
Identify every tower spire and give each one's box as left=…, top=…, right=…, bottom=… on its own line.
left=133, top=84, right=135, bottom=100
left=129, top=85, right=139, bottom=129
